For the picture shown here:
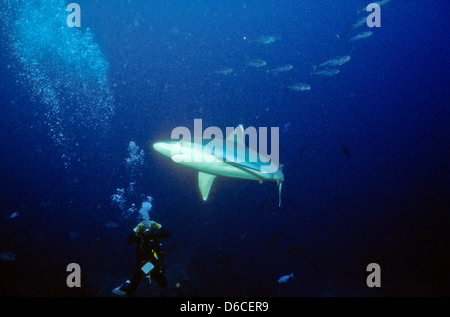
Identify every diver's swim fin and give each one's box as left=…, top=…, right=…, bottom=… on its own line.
left=112, top=280, right=130, bottom=296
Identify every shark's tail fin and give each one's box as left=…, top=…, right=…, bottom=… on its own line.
left=278, top=181, right=283, bottom=207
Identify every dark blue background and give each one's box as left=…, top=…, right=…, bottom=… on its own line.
left=0, top=0, right=449, bottom=296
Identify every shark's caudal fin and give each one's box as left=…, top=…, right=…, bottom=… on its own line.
left=278, top=181, right=283, bottom=207
left=277, top=164, right=284, bottom=207
left=198, top=172, right=216, bottom=201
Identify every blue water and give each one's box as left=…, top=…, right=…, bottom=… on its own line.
left=0, top=0, right=449, bottom=296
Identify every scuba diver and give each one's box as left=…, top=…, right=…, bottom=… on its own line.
left=112, top=220, right=170, bottom=296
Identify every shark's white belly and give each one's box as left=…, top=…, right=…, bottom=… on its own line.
left=176, top=159, right=262, bottom=181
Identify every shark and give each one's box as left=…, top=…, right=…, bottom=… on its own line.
left=152, top=125, right=284, bottom=207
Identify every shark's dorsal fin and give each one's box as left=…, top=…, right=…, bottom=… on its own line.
left=198, top=172, right=217, bottom=201
left=226, top=125, right=245, bottom=145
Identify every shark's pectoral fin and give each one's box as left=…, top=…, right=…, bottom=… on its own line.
left=198, top=172, right=217, bottom=201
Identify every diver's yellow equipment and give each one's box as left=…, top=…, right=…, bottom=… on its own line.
left=151, top=249, right=158, bottom=260
left=150, top=221, right=162, bottom=229
left=133, top=220, right=162, bottom=233
left=133, top=221, right=145, bottom=233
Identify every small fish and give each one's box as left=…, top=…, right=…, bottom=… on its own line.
left=350, top=16, right=368, bottom=30
left=338, top=17, right=367, bottom=37
left=359, top=0, right=392, bottom=14
left=214, top=68, right=233, bottom=75
left=349, top=31, right=373, bottom=42
left=299, top=145, right=310, bottom=154
left=288, top=243, right=304, bottom=254
left=0, top=251, right=16, bottom=261
left=250, top=35, right=277, bottom=44
left=216, top=254, right=233, bottom=264
left=271, top=64, right=293, bottom=73
left=247, top=59, right=267, bottom=67
left=9, top=212, right=19, bottom=218
left=377, top=0, right=393, bottom=6
left=105, top=221, right=119, bottom=228
left=286, top=83, right=311, bottom=91
left=318, top=56, right=351, bottom=68
left=278, top=272, right=294, bottom=283
left=311, top=68, right=340, bottom=76
left=342, top=145, right=350, bottom=159
left=251, top=286, right=273, bottom=296
left=226, top=273, right=244, bottom=282
left=69, top=232, right=79, bottom=238
left=259, top=199, right=272, bottom=209
left=266, top=232, right=283, bottom=245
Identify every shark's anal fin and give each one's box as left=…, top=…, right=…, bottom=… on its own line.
left=198, top=172, right=217, bottom=201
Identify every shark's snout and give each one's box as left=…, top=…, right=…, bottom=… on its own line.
left=152, top=142, right=165, bottom=153
left=153, top=141, right=174, bottom=158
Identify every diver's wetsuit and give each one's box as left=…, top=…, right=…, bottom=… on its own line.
left=124, top=227, right=170, bottom=294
